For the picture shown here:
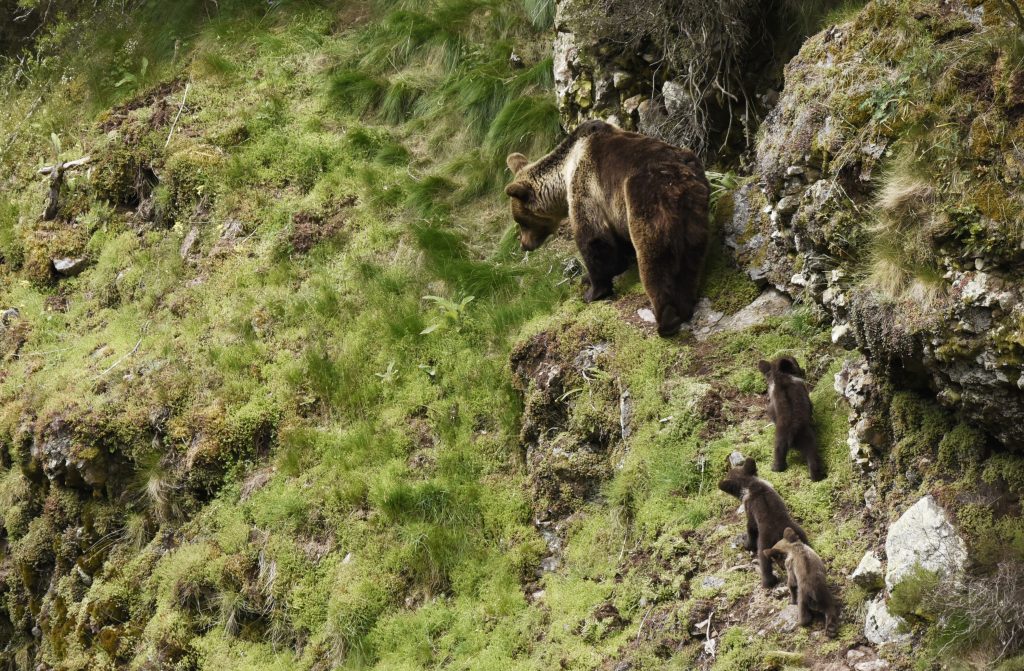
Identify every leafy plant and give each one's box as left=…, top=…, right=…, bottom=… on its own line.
left=858, top=73, right=911, bottom=124
left=420, top=293, right=475, bottom=334
left=115, top=56, right=149, bottom=89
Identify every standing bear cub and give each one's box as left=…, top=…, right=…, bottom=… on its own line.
left=505, top=120, right=710, bottom=337
left=763, top=528, right=841, bottom=637
left=759, top=356, right=825, bottom=481
left=718, top=457, right=809, bottom=588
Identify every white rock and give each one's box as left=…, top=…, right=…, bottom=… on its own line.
left=771, top=604, right=802, bottom=633
left=662, top=80, right=690, bottom=115
left=850, top=551, right=884, bottom=590
left=885, top=495, right=967, bottom=592
left=831, top=322, right=852, bottom=344
left=637, top=308, right=656, bottom=324
left=693, top=289, right=791, bottom=341
left=552, top=32, right=577, bottom=103
left=52, top=257, right=87, bottom=276
left=855, top=661, right=890, bottom=671
left=864, top=595, right=910, bottom=645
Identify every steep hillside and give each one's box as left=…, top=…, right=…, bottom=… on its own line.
left=0, top=1, right=1022, bottom=670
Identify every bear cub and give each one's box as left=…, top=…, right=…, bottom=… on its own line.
left=763, top=527, right=840, bottom=637
left=504, top=120, right=709, bottom=337
left=758, top=356, right=825, bottom=481
left=718, top=457, right=808, bottom=588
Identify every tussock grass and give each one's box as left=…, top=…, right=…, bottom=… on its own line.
left=523, top=0, right=555, bottom=29
left=328, top=69, right=387, bottom=116
left=484, top=95, right=560, bottom=164
left=862, top=161, right=949, bottom=308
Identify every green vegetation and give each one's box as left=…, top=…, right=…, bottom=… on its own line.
left=1, top=0, right=1022, bottom=669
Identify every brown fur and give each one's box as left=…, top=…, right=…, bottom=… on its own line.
left=504, top=120, right=710, bottom=336
left=758, top=356, right=824, bottom=481
left=763, top=527, right=841, bottom=637
left=717, top=457, right=809, bottom=588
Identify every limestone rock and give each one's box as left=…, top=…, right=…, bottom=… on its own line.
left=52, top=257, right=87, bottom=277
left=662, top=80, right=691, bottom=116
left=850, top=551, right=884, bottom=591
left=855, top=661, right=890, bottom=671
left=864, top=596, right=910, bottom=645
left=688, top=289, right=791, bottom=341
left=770, top=604, right=801, bottom=633
left=885, top=495, right=967, bottom=592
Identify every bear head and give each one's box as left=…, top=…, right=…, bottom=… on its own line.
left=718, top=456, right=758, bottom=500
left=504, top=153, right=563, bottom=252
left=762, top=526, right=802, bottom=560
left=758, top=356, right=805, bottom=381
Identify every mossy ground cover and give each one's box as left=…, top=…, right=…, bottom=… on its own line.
left=0, top=1, right=995, bottom=669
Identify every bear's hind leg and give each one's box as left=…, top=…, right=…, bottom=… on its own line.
left=800, top=427, right=825, bottom=481
left=772, top=428, right=789, bottom=473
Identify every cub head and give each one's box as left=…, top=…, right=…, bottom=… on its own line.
left=505, top=153, right=562, bottom=252
left=762, top=527, right=802, bottom=560
left=758, top=356, right=805, bottom=381
left=718, top=457, right=758, bottom=499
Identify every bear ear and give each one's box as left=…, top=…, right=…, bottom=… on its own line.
left=783, top=527, right=799, bottom=542
left=505, top=181, right=534, bottom=203
left=757, top=360, right=771, bottom=376
left=778, top=357, right=801, bottom=375
left=506, top=153, right=529, bottom=174
left=743, top=457, right=757, bottom=476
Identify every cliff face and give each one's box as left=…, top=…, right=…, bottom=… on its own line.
left=736, top=0, right=1024, bottom=449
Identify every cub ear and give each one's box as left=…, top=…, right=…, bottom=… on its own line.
left=743, top=457, right=757, bottom=476
left=505, top=181, right=534, bottom=203
left=757, top=360, right=771, bottom=376
left=506, top=153, right=529, bottom=174
left=778, top=357, right=801, bottom=376
left=783, top=527, right=799, bottom=542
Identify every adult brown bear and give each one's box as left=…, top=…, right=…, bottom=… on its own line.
left=504, top=120, right=709, bottom=336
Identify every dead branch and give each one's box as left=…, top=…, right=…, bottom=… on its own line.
left=38, top=156, right=91, bottom=221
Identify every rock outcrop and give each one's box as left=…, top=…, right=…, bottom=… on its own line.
left=884, top=495, right=967, bottom=592
left=730, top=1, right=1024, bottom=448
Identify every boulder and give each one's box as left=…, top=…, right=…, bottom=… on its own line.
left=850, top=551, right=884, bottom=591
left=52, top=257, right=87, bottom=277
left=864, top=595, right=910, bottom=646
left=885, top=495, right=967, bottom=592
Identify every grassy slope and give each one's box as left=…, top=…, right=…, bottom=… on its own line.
left=0, top=1, right=986, bottom=669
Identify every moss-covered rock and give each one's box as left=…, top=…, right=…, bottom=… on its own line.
left=737, top=0, right=1024, bottom=448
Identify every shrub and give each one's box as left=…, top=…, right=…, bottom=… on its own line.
left=924, top=561, right=1024, bottom=663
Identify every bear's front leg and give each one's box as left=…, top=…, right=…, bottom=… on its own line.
left=575, top=229, right=620, bottom=303
left=757, top=542, right=778, bottom=588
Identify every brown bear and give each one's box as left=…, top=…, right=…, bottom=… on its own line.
left=758, top=356, right=824, bottom=481
left=718, top=457, right=808, bottom=588
left=763, top=527, right=841, bottom=637
left=504, top=119, right=709, bottom=337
